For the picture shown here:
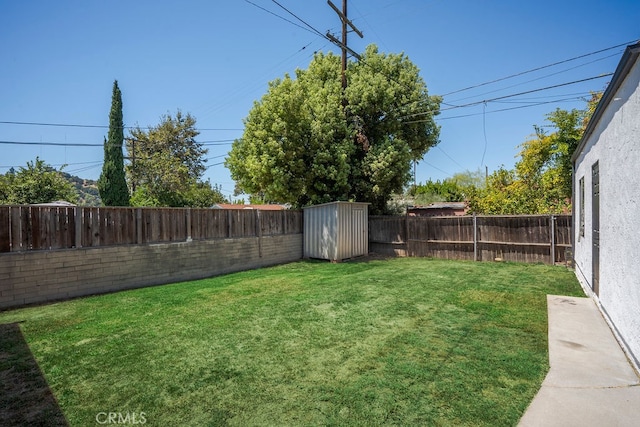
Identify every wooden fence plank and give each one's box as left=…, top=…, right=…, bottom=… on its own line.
left=55, top=208, right=65, bottom=249
left=111, top=208, right=120, bottom=245
left=32, top=207, right=43, bottom=250
left=193, top=209, right=220, bottom=239
left=0, top=207, right=10, bottom=252
left=82, top=208, right=90, bottom=247
left=21, top=206, right=32, bottom=251
left=244, top=210, right=256, bottom=237
left=209, top=210, right=226, bottom=238
left=287, top=210, right=303, bottom=234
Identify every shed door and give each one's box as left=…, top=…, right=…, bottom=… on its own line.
left=592, top=161, right=600, bottom=296
left=352, top=208, right=367, bottom=257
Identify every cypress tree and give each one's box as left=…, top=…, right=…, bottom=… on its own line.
left=98, top=80, right=130, bottom=206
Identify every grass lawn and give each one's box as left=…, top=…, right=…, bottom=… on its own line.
left=0, top=258, right=584, bottom=426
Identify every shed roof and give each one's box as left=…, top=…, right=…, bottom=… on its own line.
left=302, top=201, right=370, bottom=209
left=572, top=41, right=640, bottom=162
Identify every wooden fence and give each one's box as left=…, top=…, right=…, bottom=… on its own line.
left=0, top=206, right=303, bottom=253
left=369, top=214, right=572, bottom=264
left=1, top=206, right=572, bottom=265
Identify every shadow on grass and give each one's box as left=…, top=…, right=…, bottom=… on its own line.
left=344, top=254, right=398, bottom=263
left=0, top=323, right=68, bottom=427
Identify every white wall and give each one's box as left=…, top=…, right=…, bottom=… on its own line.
left=573, top=56, right=640, bottom=368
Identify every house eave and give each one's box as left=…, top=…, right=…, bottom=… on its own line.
left=572, top=41, right=640, bottom=163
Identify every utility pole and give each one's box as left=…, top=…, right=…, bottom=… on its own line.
left=341, top=0, right=348, bottom=89
left=326, top=0, right=363, bottom=90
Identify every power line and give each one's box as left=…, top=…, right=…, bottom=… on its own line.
left=65, top=163, right=103, bottom=174
left=441, top=39, right=637, bottom=97
left=353, top=0, right=390, bottom=51
left=0, top=139, right=234, bottom=147
left=435, top=145, right=466, bottom=171
left=349, top=0, right=389, bottom=51
left=202, top=142, right=233, bottom=146
left=446, top=51, right=621, bottom=104
left=270, top=0, right=326, bottom=38
left=0, top=120, right=242, bottom=131
left=268, top=0, right=362, bottom=62
left=237, top=1, right=436, bottom=120
left=0, top=160, right=103, bottom=169
left=244, top=0, right=318, bottom=35
left=402, top=72, right=613, bottom=121
left=428, top=96, right=589, bottom=122
left=5, top=40, right=629, bottom=139
left=447, top=73, right=613, bottom=109
left=0, top=140, right=103, bottom=147
left=488, top=90, right=593, bottom=103
left=205, top=154, right=227, bottom=161
left=381, top=40, right=632, bottom=123
left=480, top=103, right=488, bottom=168
left=422, top=161, right=452, bottom=177
left=0, top=121, right=108, bottom=129
left=195, top=40, right=318, bottom=120
left=205, top=161, right=226, bottom=169
left=196, top=127, right=243, bottom=131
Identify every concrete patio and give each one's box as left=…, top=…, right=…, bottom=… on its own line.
left=518, top=295, right=640, bottom=426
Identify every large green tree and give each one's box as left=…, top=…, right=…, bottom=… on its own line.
left=411, top=179, right=465, bottom=205
left=0, top=170, right=11, bottom=202
left=226, top=45, right=441, bottom=213
left=126, top=111, right=211, bottom=207
left=181, top=180, right=227, bottom=207
left=0, top=158, right=78, bottom=205
left=98, top=80, right=130, bottom=206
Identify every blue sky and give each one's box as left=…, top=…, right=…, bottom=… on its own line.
left=1, top=0, right=639, bottom=201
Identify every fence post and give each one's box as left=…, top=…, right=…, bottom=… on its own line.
left=136, top=208, right=143, bottom=244
left=255, top=209, right=263, bottom=257
left=186, top=208, right=192, bottom=242
left=283, top=210, right=287, bottom=235
left=473, top=214, right=478, bottom=261
left=74, top=207, right=82, bottom=248
left=404, top=210, right=409, bottom=256
left=550, top=215, right=556, bottom=265
left=0, top=206, right=11, bottom=253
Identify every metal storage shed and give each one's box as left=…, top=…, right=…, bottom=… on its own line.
left=303, top=201, right=369, bottom=262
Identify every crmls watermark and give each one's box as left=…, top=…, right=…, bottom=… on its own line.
left=95, top=412, right=147, bottom=425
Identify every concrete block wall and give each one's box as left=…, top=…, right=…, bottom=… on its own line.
left=0, top=234, right=303, bottom=310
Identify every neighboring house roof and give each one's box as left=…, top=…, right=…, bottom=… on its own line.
left=31, top=200, right=76, bottom=207
left=211, top=203, right=287, bottom=210
left=572, top=41, right=640, bottom=162
left=410, top=202, right=467, bottom=210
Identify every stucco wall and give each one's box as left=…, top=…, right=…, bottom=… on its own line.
left=573, top=56, right=640, bottom=368
left=0, top=234, right=303, bottom=310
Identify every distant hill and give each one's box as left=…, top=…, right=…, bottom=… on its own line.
left=61, top=172, right=102, bottom=206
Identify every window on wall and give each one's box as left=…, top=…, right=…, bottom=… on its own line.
left=579, top=176, right=585, bottom=238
